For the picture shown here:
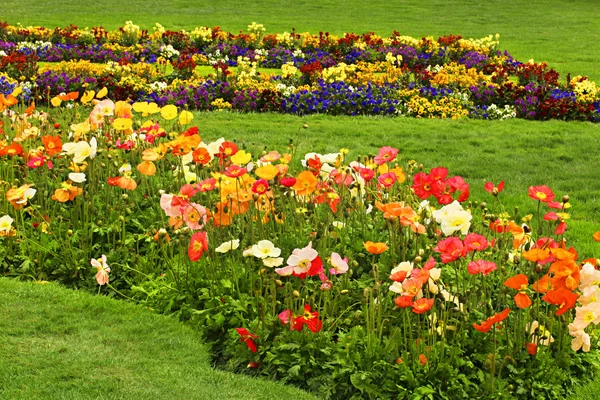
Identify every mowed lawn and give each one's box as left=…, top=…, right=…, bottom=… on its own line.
left=1, top=0, right=599, bottom=82
left=0, top=278, right=317, bottom=399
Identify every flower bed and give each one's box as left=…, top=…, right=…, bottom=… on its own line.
left=1, top=21, right=600, bottom=121
left=1, top=94, right=599, bottom=398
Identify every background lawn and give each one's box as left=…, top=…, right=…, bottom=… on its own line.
left=0, top=278, right=317, bottom=400
left=1, top=0, right=599, bottom=82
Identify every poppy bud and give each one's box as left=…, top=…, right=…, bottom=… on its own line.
left=292, top=290, right=300, bottom=298
left=535, top=264, right=543, bottom=273
left=340, top=289, right=349, bottom=294
left=122, top=194, right=128, bottom=200
left=414, top=256, right=422, bottom=263
left=67, top=230, right=73, bottom=236
left=275, top=279, right=283, bottom=286
left=480, top=202, right=487, bottom=209
left=303, top=123, right=308, bottom=129
left=492, top=188, right=499, bottom=197
left=562, top=195, right=569, bottom=203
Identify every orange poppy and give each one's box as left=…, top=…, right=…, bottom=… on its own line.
left=52, top=182, right=83, bottom=202
left=504, top=274, right=532, bottom=308
left=137, top=161, right=156, bottom=176
left=594, top=232, right=600, bottom=242
left=58, top=91, right=79, bottom=101
left=364, top=241, right=388, bottom=254
left=523, top=248, right=550, bottom=263
left=0, top=142, right=24, bottom=157
left=41, top=135, right=63, bottom=157
left=192, top=147, right=212, bottom=164
left=473, top=308, right=511, bottom=333
left=292, top=171, right=318, bottom=196
left=411, top=298, right=434, bottom=314
left=0, top=94, right=18, bottom=111
left=117, top=176, right=137, bottom=191
left=542, top=289, right=578, bottom=316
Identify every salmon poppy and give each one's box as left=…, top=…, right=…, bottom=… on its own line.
left=467, top=260, right=497, bottom=276
left=412, top=298, right=434, bottom=314
left=504, top=274, right=532, bottom=308
left=374, top=146, right=399, bottom=165
left=378, top=172, right=397, bottom=188
left=394, top=295, right=414, bottom=308
left=117, top=176, right=137, bottom=191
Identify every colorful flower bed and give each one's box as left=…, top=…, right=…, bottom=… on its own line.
left=1, top=92, right=600, bottom=398
left=1, top=21, right=600, bottom=121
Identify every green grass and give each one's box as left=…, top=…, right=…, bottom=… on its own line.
left=1, top=0, right=599, bottom=82
left=0, top=278, right=316, bottom=399
left=192, top=112, right=600, bottom=258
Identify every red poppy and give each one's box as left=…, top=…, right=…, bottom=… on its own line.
left=0, top=142, right=24, bottom=157
left=306, top=155, right=322, bottom=173
left=411, top=298, right=434, bottom=314
left=526, top=342, right=537, bottom=355
left=292, top=304, right=322, bottom=333
left=463, top=233, right=489, bottom=253
left=235, top=328, right=258, bottom=353
left=195, top=178, right=217, bottom=192
left=251, top=179, right=269, bottom=195
left=224, top=164, right=248, bottom=178
left=484, top=180, right=504, bottom=194
left=554, top=221, right=567, bottom=235
left=280, top=176, right=297, bottom=187
left=188, top=231, right=209, bottom=261
left=542, top=288, right=578, bottom=316
left=217, top=141, right=238, bottom=158
left=358, top=167, right=375, bottom=181
left=107, top=176, right=121, bottom=186
left=412, top=172, right=438, bottom=199
left=528, top=185, right=555, bottom=203
left=504, top=274, right=532, bottom=309
left=433, top=237, right=464, bottom=263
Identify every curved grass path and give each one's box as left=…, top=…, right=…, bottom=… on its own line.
left=0, top=278, right=316, bottom=400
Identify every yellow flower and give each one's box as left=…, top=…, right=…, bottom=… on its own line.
left=255, top=164, right=279, bottom=180
left=160, top=104, right=178, bottom=120
left=71, top=121, right=91, bottom=136
left=113, top=118, right=133, bottom=131
left=51, top=96, right=62, bottom=107
left=133, top=101, right=160, bottom=116
left=179, top=110, right=194, bottom=125
left=81, top=90, right=95, bottom=104
left=96, top=87, right=108, bottom=99
left=231, top=150, right=252, bottom=165
left=11, top=86, right=22, bottom=97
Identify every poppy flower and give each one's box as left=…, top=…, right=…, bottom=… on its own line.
left=0, top=142, right=24, bottom=157
left=594, top=232, right=600, bottom=242
left=137, top=161, right=156, bottom=176
left=224, top=164, right=248, bottom=178
left=192, top=147, right=212, bottom=164
left=484, top=181, right=504, bottom=195
left=528, top=185, right=555, bottom=203
left=526, top=342, right=537, bottom=355
left=235, top=328, right=258, bottom=353
left=292, top=304, right=322, bottom=333
left=504, top=274, right=532, bottom=308
left=251, top=179, right=269, bottom=195
left=433, top=237, right=464, bottom=264
left=542, top=288, right=578, bottom=315
left=463, top=233, right=489, bottom=253
left=280, top=176, right=297, bottom=187
left=91, top=255, right=110, bottom=286
left=374, top=146, right=399, bottom=165
left=292, top=171, right=318, bottom=196
left=378, top=172, right=397, bottom=188
left=473, top=308, right=511, bottom=333
left=364, top=241, right=388, bottom=254
left=188, top=231, right=209, bottom=261
left=394, top=295, right=414, bottom=308
left=412, top=298, right=434, bottom=314
left=217, top=141, right=238, bottom=158
left=467, top=260, right=497, bottom=276
left=41, top=135, right=62, bottom=157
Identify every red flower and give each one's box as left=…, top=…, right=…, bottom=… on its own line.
left=251, top=179, right=269, bottom=195
left=554, top=221, right=567, bottom=235
left=280, top=176, right=297, bottom=187
left=215, top=141, right=238, bottom=159
left=412, top=172, right=438, bottom=199
left=463, top=233, right=489, bottom=253
left=528, top=185, right=555, bottom=203
left=374, top=146, right=399, bottom=165
left=473, top=308, right=511, bottom=333
left=526, top=342, right=537, bottom=355
left=224, top=164, right=248, bottom=178
left=484, top=181, right=504, bottom=194
left=358, top=167, right=375, bottom=181
left=467, top=260, right=497, bottom=276
left=411, top=298, right=434, bottom=314
left=235, top=328, right=258, bottom=353
left=292, top=304, right=322, bottom=333
left=188, top=231, right=209, bottom=261
left=107, top=176, right=121, bottom=186
left=433, top=237, right=464, bottom=263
